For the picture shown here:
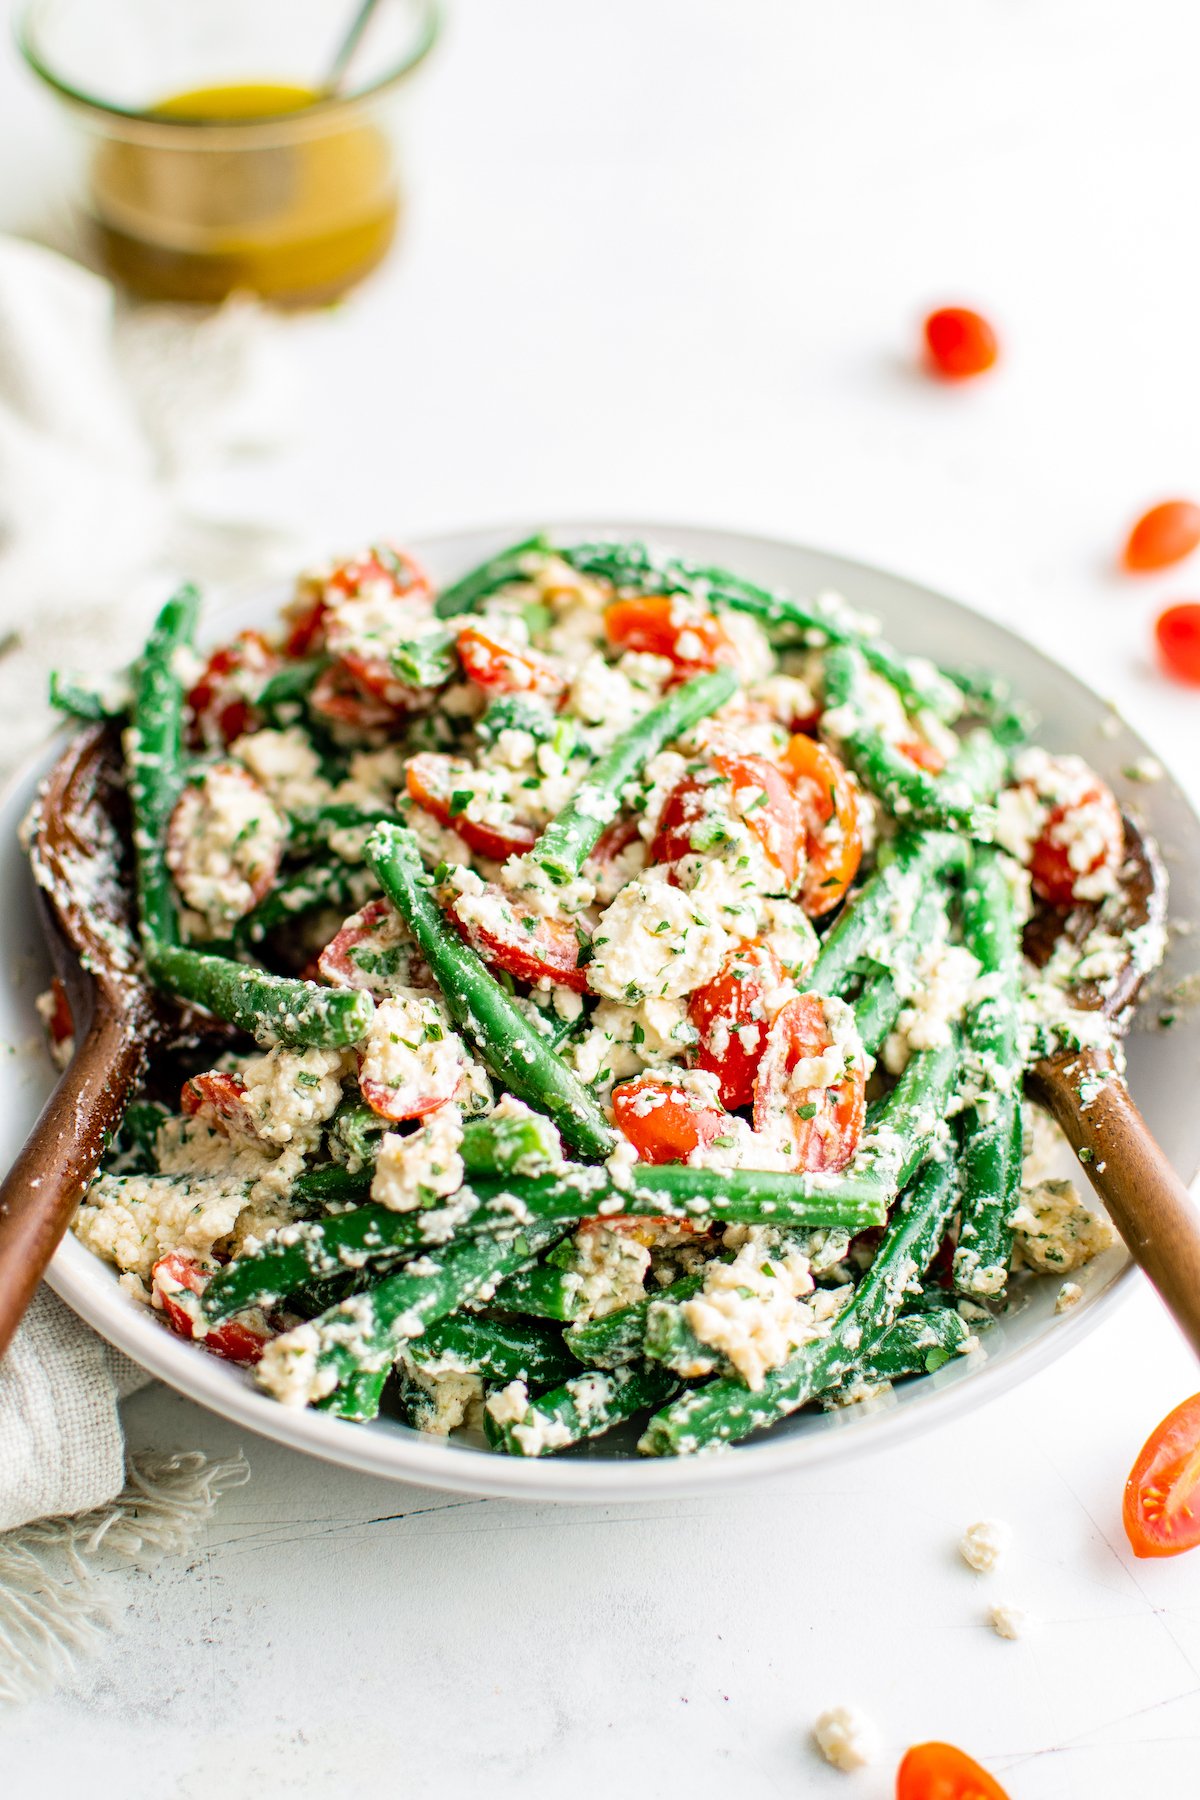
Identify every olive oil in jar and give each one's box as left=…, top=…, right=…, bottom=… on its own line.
left=87, top=82, right=400, bottom=305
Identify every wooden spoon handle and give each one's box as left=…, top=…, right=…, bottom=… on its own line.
left=1032, top=1048, right=1200, bottom=1358
left=0, top=1000, right=147, bottom=1361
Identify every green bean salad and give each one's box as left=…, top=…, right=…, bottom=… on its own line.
left=40, top=536, right=1163, bottom=1457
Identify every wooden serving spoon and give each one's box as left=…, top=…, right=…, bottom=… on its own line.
left=0, top=726, right=171, bottom=1360
left=1025, top=814, right=1200, bottom=1356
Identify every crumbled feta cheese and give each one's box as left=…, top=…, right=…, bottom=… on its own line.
left=812, top=1704, right=879, bottom=1773
left=588, top=872, right=729, bottom=1003
left=1055, top=1280, right=1084, bottom=1312
left=165, top=763, right=288, bottom=932
left=682, top=1226, right=815, bottom=1389
left=1010, top=1180, right=1114, bottom=1273
left=959, top=1518, right=1012, bottom=1573
left=989, top=1602, right=1027, bottom=1640
left=231, top=726, right=333, bottom=812
left=485, top=1379, right=531, bottom=1425
left=371, top=1104, right=465, bottom=1212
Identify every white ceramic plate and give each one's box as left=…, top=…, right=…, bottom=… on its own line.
left=4, top=521, right=1199, bottom=1502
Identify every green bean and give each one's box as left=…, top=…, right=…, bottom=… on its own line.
left=557, top=540, right=962, bottom=720
left=434, top=533, right=552, bottom=617
left=255, top=1222, right=569, bottom=1402
left=409, top=1315, right=577, bottom=1387
left=258, top=656, right=328, bottom=713
left=639, top=1151, right=959, bottom=1454
left=148, top=942, right=373, bottom=1050
left=953, top=845, right=1022, bottom=1298
left=809, top=830, right=965, bottom=998
left=944, top=668, right=1033, bottom=747
left=239, top=859, right=358, bottom=943
left=564, top=1270, right=707, bottom=1368
left=532, top=668, right=738, bottom=885
left=316, top=1367, right=388, bottom=1421
left=391, top=627, right=458, bottom=689
left=287, top=803, right=394, bottom=852
left=849, top=1306, right=974, bottom=1383
left=821, top=645, right=994, bottom=835
left=485, top=1362, right=679, bottom=1457
left=127, top=584, right=200, bottom=948
left=488, top=1263, right=583, bottom=1322
left=849, top=886, right=949, bottom=1057
left=366, top=823, right=615, bottom=1159
left=49, top=670, right=128, bottom=722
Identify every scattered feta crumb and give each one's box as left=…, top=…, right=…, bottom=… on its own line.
left=1055, top=1280, right=1084, bottom=1313
left=989, top=1602, right=1027, bottom=1640
left=812, top=1704, right=879, bottom=1772
left=959, top=1518, right=1012, bottom=1574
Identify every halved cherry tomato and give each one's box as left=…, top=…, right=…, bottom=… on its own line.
left=590, top=815, right=641, bottom=865
left=151, top=1253, right=267, bottom=1365
left=1155, top=603, right=1200, bottom=685
left=1123, top=1392, right=1200, bottom=1558
left=450, top=881, right=590, bottom=992
left=180, top=1070, right=251, bottom=1134
left=309, top=660, right=403, bottom=731
left=896, top=1741, right=1009, bottom=1800
left=753, top=992, right=864, bottom=1173
left=456, top=625, right=565, bottom=698
left=317, top=898, right=434, bottom=995
left=1028, top=780, right=1124, bottom=907
left=328, top=545, right=430, bottom=603
left=1123, top=500, right=1200, bottom=573
left=186, top=631, right=279, bottom=748
left=688, top=942, right=785, bottom=1110
left=782, top=734, right=863, bottom=916
left=604, top=595, right=736, bottom=678
left=923, top=307, right=999, bottom=380
left=651, top=753, right=804, bottom=892
left=165, top=765, right=286, bottom=921
left=897, top=738, right=947, bottom=775
left=406, top=752, right=538, bottom=863
left=283, top=594, right=328, bottom=658
left=611, top=1075, right=727, bottom=1165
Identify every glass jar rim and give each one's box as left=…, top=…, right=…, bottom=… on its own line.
left=16, top=0, right=440, bottom=142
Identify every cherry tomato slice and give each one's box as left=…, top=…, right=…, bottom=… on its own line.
left=611, top=1075, right=727, bottom=1165
left=327, top=544, right=430, bottom=603
left=1028, top=781, right=1124, bottom=907
left=406, top=752, right=538, bottom=863
left=923, top=307, right=999, bottom=380
left=1155, top=603, right=1200, bottom=685
left=317, top=898, right=435, bottom=995
left=1123, top=1392, right=1200, bottom=1557
left=1124, top=500, right=1200, bottom=573
left=896, top=1741, right=1010, bottom=1800
left=651, top=753, right=804, bottom=891
left=604, top=595, right=735, bottom=677
left=456, top=625, right=565, bottom=698
left=450, top=881, right=590, bottom=993
left=897, top=737, right=947, bottom=775
left=783, top=734, right=863, bottom=916
left=166, top=765, right=285, bottom=922
left=151, top=1253, right=267, bottom=1365
left=688, top=942, right=785, bottom=1110
left=309, top=661, right=404, bottom=731
left=186, top=631, right=279, bottom=748
left=283, top=594, right=328, bottom=658
left=180, top=1070, right=252, bottom=1135
left=753, top=993, right=865, bottom=1173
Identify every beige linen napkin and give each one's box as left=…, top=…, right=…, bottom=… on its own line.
left=0, top=235, right=304, bottom=1697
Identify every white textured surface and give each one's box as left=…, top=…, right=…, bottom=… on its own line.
left=4, top=2, right=1200, bottom=1794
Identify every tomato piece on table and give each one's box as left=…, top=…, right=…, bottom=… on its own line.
left=309, top=660, right=405, bottom=731
left=753, top=992, right=864, bottom=1173
left=456, top=625, right=565, bottom=698
left=1028, top=781, right=1124, bottom=907
left=688, top=942, right=785, bottom=1110
left=651, top=752, right=804, bottom=892
left=1123, top=1392, right=1200, bottom=1557
left=923, top=306, right=999, bottom=380
left=1155, top=603, right=1200, bottom=685
left=611, top=1074, right=727, bottom=1165
left=896, top=1741, right=1010, bottom=1800
left=604, top=595, right=736, bottom=677
left=186, top=630, right=279, bottom=748
left=450, top=881, right=590, bottom=993
left=406, top=752, right=538, bottom=862
left=783, top=733, right=863, bottom=916
left=1124, top=500, right=1200, bottom=573
left=151, top=1253, right=268, bottom=1365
